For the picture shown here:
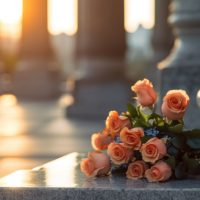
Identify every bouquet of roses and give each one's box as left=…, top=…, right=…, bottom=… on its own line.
left=80, top=79, right=200, bottom=182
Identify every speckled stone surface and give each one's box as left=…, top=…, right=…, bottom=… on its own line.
left=0, top=152, right=200, bottom=200
left=159, top=66, right=200, bottom=129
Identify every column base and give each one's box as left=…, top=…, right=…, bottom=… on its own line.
left=12, top=59, right=61, bottom=100
left=159, top=65, right=200, bottom=129
left=66, top=80, right=130, bottom=120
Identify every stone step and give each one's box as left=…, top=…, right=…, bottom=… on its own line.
left=0, top=152, right=199, bottom=200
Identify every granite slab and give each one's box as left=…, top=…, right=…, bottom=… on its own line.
left=0, top=152, right=200, bottom=200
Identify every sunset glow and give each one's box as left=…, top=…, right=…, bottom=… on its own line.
left=0, top=94, right=26, bottom=136
left=0, top=0, right=22, bottom=39
left=125, top=0, right=155, bottom=32
left=0, top=0, right=155, bottom=38
left=48, top=0, right=78, bottom=36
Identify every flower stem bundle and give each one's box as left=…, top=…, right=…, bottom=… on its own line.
left=80, top=79, right=200, bottom=182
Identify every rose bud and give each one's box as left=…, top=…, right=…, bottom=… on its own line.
left=91, top=132, right=113, bottom=151
left=161, top=90, right=190, bottom=120
left=145, top=161, right=172, bottom=182
left=105, top=111, right=130, bottom=137
left=140, top=137, right=167, bottom=164
left=131, top=79, right=157, bottom=107
left=126, top=160, right=148, bottom=180
left=120, top=127, right=144, bottom=149
left=107, top=142, right=133, bottom=165
left=80, top=151, right=111, bottom=177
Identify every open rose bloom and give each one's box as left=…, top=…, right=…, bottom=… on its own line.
left=161, top=90, right=189, bottom=120
left=120, top=127, right=144, bottom=149
left=145, top=161, right=172, bottom=182
left=126, top=161, right=148, bottom=180
left=80, top=152, right=111, bottom=177
left=91, top=132, right=113, bottom=151
left=81, top=78, right=200, bottom=183
left=105, top=111, right=130, bottom=137
left=141, top=137, right=167, bottom=164
left=107, top=143, right=133, bottom=165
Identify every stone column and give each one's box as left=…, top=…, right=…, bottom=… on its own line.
left=67, top=0, right=129, bottom=119
left=13, top=0, right=60, bottom=99
left=152, top=0, right=174, bottom=63
left=159, top=0, right=200, bottom=128
left=0, top=46, right=5, bottom=94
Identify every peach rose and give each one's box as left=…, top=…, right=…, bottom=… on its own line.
left=161, top=90, right=190, bottom=120
left=126, top=160, right=148, bottom=180
left=91, top=132, right=113, bottom=151
left=120, top=127, right=144, bottom=149
left=145, top=161, right=172, bottom=182
left=107, top=143, right=133, bottom=165
left=131, top=79, right=157, bottom=107
left=105, top=111, right=130, bottom=137
left=80, top=151, right=111, bottom=177
left=141, top=137, right=167, bottom=163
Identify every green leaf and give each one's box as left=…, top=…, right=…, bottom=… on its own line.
left=133, top=118, right=150, bottom=128
left=157, top=120, right=165, bottom=127
left=168, top=123, right=184, bottom=133
left=131, top=106, right=151, bottom=128
left=183, top=154, right=200, bottom=174
left=165, top=156, right=176, bottom=170
left=171, top=136, right=186, bottom=149
left=190, top=129, right=200, bottom=134
left=127, top=103, right=138, bottom=118
left=187, top=138, right=200, bottom=149
left=188, top=160, right=200, bottom=174
left=134, top=151, right=142, bottom=160
left=111, top=165, right=128, bottom=175
left=141, top=136, right=152, bottom=143
left=137, top=106, right=149, bottom=121
left=167, top=143, right=180, bottom=157
left=169, top=120, right=183, bottom=126
left=183, top=129, right=200, bottom=138
left=149, top=113, right=165, bottom=127
left=149, top=113, right=161, bottom=119
left=149, top=113, right=163, bottom=120
left=175, top=162, right=187, bottom=179
left=133, top=120, right=143, bottom=127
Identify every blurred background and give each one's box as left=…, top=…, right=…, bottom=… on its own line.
left=0, top=0, right=199, bottom=178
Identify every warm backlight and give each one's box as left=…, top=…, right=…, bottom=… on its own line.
left=0, top=0, right=154, bottom=38
left=0, top=0, right=22, bottom=39
left=0, top=94, right=26, bottom=136
left=197, top=90, right=200, bottom=107
left=0, top=94, right=17, bottom=107
left=48, top=0, right=78, bottom=36
left=125, top=0, right=155, bottom=32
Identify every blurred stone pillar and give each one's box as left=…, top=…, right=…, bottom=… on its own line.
left=159, top=0, right=200, bottom=128
left=67, top=0, right=129, bottom=119
left=13, top=0, right=60, bottom=99
left=0, top=46, right=5, bottom=94
left=152, top=0, right=174, bottom=63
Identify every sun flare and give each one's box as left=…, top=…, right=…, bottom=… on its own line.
left=0, top=94, right=26, bottom=136
left=0, top=0, right=22, bottom=39
left=125, top=0, right=155, bottom=32
left=0, top=0, right=155, bottom=38
left=48, top=0, right=78, bottom=36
